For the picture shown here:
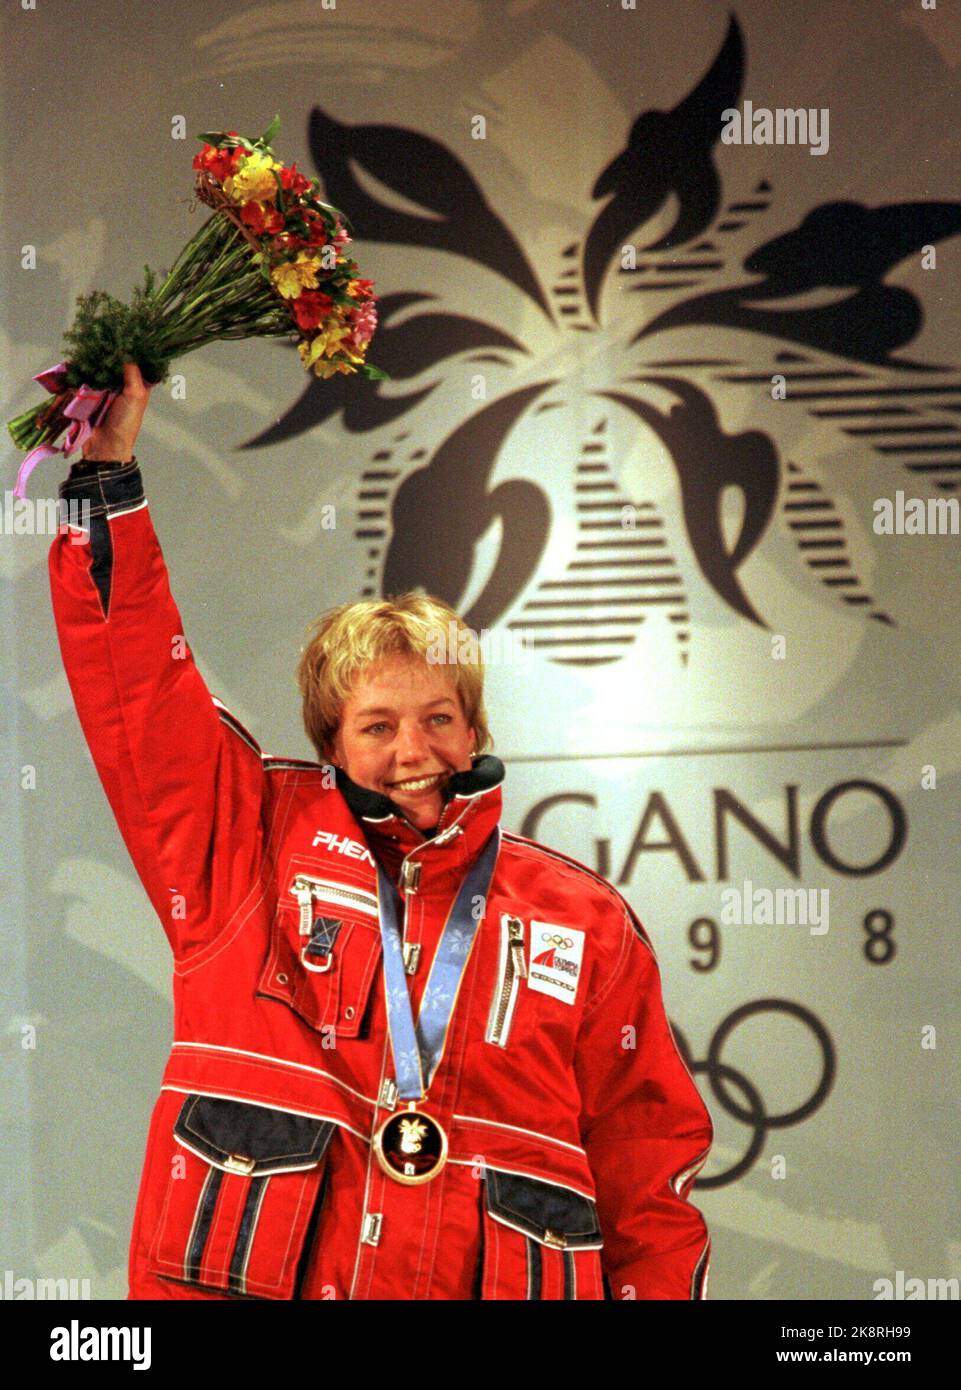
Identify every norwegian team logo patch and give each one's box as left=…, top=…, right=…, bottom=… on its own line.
left=527, top=923, right=585, bottom=1005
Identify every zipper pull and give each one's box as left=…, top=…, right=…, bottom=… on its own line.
left=291, top=877, right=315, bottom=937
left=433, top=823, right=464, bottom=847
left=507, top=917, right=527, bottom=979
left=400, top=859, right=421, bottom=893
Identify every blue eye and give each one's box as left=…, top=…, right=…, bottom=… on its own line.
left=363, top=713, right=452, bottom=735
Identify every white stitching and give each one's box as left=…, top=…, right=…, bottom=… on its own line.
left=166, top=1043, right=379, bottom=1108
left=161, top=1088, right=370, bottom=1144
left=452, top=1113, right=588, bottom=1157
left=446, top=1157, right=595, bottom=1202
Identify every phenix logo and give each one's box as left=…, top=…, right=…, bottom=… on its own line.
left=311, top=830, right=374, bottom=863
left=248, top=13, right=961, bottom=671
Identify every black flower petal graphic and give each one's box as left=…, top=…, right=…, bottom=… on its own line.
left=381, top=384, right=556, bottom=629
left=308, top=106, right=552, bottom=319
left=600, top=377, right=779, bottom=626
left=249, top=21, right=961, bottom=659
left=582, top=11, right=744, bottom=319
left=634, top=201, right=961, bottom=369
left=241, top=294, right=528, bottom=449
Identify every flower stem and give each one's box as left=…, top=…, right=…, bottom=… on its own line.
left=153, top=214, right=223, bottom=305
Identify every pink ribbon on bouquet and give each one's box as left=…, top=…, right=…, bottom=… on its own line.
left=13, top=363, right=119, bottom=499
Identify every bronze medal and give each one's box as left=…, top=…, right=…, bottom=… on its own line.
left=373, top=1103, right=448, bottom=1185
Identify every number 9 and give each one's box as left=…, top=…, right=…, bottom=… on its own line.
left=689, top=916, right=719, bottom=972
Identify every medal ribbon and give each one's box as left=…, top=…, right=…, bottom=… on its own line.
left=375, top=825, right=501, bottom=1102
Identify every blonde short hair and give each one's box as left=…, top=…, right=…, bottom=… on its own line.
left=297, top=590, right=493, bottom=762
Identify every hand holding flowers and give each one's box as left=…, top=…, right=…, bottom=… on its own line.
left=8, top=115, right=387, bottom=496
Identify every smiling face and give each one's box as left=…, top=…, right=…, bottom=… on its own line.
left=327, top=651, right=477, bottom=831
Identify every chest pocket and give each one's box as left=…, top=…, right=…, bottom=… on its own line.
left=257, top=861, right=383, bottom=1039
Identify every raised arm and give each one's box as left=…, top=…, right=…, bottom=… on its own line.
left=49, top=365, right=270, bottom=958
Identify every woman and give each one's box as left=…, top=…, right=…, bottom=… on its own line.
left=51, top=364, right=713, bottom=1300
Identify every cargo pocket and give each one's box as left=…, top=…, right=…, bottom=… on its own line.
left=149, top=1095, right=337, bottom=1300
left=479, top=1168, right=605, bottom=1300
left=258, top=898, right=382, bottom=1039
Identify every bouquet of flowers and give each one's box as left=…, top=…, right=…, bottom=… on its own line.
left=8, top=114, right=387, bottom=498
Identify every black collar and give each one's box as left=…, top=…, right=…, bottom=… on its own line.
left=333, top=754, right=505, bottom=826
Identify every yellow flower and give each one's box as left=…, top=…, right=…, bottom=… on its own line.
left=318, top=320, right=350, bottom=354
left=297, top=336, right=327, bottom=370
left=271, top=251, right=323, bottom=300
left=297, top=324, right=364, bottom=377
left=313, top=359, right=359, bottom=379
left=224, top=151, right=281, bottom=206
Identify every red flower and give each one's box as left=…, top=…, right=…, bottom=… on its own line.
left=304, top=212, right=331, bottom=247
left=279, top=207, right=330, bottom=251
left=280, top=161, right=314, bottom=198
left=239, top=201, right=286, bottom=236
left=290, top=290, right=334, bottom=331
left=192, top=143, right=244, bottom=184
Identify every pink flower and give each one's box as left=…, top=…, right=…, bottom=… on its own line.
left=349, top=300, right=378, bottom=347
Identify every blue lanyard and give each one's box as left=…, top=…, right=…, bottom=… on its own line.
left=374, top=825, right=501, bottom=1101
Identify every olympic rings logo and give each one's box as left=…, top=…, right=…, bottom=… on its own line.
left=540, top=932, right=574, bottom=950
left=670, top=999, right=836, bottom=1188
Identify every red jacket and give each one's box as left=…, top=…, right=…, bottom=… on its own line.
left=50, top=458, right=713, bottom=1301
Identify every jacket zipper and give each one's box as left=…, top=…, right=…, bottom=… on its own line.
left=393, top=801, right=468, bottom=886
left=485, top=914, right=527, bottom=1047
left=290, top=873, right=380, bottom=937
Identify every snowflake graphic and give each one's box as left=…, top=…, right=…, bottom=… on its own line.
left=387, top=983, right=411, bottom=1012
left=421, top=985, right=454, bottom=1017
left=246, top=13, right=961, bottom=669
left=396, top=1045, right=422, bottom=1077
left=444, top=928, right=473, bottom=959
